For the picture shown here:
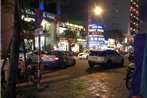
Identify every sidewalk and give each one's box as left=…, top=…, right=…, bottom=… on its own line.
left=37, top=68, right=129, bottom=98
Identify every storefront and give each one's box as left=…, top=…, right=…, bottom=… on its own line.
left=57, top=22, right=85, bottom=52
left=22, top=9, right=57, bottom=51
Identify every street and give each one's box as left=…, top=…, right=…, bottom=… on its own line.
left=38, top=55, right=130, bottom=98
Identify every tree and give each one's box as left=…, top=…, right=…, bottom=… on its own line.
left=2, top=0, right=71, bottom=98
left=5, top=0, right=22, bottom=98
left=59, top=29, right=77, bottom=51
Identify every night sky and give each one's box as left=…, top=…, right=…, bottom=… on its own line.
left=61, top=0, right=88, bottom=23
left=61, top=0, right=147, bottom=23
left=139, top=0, right=147, bottom=21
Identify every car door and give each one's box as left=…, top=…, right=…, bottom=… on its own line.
left=31, top=51, right=45, bottom=63
left=111, top=51, right=122, bottom=63
left=60, top=51, right=69, bottom=65
left=105, top=50, right=114, bottom=63
left=65, top=51, right=74, bottom=65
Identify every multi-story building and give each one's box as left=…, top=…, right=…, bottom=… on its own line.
left=130, top=0, right=139, bottom=35
left=93, top=0, right=139, bottom=36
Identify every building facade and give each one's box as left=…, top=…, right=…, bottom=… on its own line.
left=22, top=9, right=57, bottom=51
left=57, top=21, right=85, bottom=52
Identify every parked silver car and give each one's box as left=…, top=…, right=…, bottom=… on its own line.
left=27, top=50, right=46, bottom=63
left=78, top=50, right=90, bottom=59
left=41, top=51, right=76, bottom=68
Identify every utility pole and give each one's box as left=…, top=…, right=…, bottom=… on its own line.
left=35, top=0, right=44, bottom=90
left=86, top=0, right=91, bottom=49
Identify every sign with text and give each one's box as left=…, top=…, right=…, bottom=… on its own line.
left=35, top=8, right=43, bottom=28
left=35, top=27, right=43, bottom=36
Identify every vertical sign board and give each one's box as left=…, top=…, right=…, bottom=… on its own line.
left=39, top=1, right=44, bottom=11
left=35, top=8, right=43, bottom=28
left=35, top=8, right=43, bottom=90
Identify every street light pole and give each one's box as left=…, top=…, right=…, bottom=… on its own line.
left=86, top=0, right=91, bottom=49
left=86, top=0, right=103, bottom=49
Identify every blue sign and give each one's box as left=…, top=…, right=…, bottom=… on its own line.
left=89, top=24, right=103, bottom=29
left=39, top=2, right=44, bottom=11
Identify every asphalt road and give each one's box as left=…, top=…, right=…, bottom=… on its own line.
left=38, top=55, right=131, bottom=98
left=40, top=55, right=130, bottom=83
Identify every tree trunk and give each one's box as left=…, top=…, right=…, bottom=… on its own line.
left=5, top=0, right=22, bottom=98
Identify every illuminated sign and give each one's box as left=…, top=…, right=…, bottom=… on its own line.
left=90, top=32, right=103, bottom=35
left=89, top=29, right=104, bottom=32
left=39, top=1, right=44, bottom=11
left=25, top=9, right=35, bottom=15
left=108, top=39, right=116, bottom=47
left=89, top=24, right=103, bottom=29
left=43, top=12, right=56, bottom=20
left=59, top=22, right=84, bottom=31
left=89, top=24, right=104, bottom=37
left=24, top=9, right=56, bottom=20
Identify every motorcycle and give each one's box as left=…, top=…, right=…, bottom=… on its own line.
left=124, top=63, right=135, bottom=90
left=17, top=65, right=38, bottom=84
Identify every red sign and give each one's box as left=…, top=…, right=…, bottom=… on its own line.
left=35, top=8, right=43, bottom=28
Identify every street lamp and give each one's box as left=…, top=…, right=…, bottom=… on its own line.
left=94, top=6, right=103, bottom=15
left=86, top=5, right=103, bottom=49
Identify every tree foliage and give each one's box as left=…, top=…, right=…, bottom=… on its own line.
left=59, top=29, right=78, bottom=51
left=22, top=20, right=35, bottom=32
left=60, top=29, right=77, bottom=39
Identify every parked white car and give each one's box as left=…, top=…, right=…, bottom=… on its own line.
left=88, top=49, right=124, bottom=68
left=78, top=52, right=89, bottom=59
left=78, top=50, right=89, bottom=59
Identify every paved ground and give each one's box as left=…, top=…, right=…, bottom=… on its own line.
left=1, top=55, right=130, bottom=98
left=38, top=66, right=129, bottom=98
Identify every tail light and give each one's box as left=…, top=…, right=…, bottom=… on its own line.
left=41, top=55, right=44, bottom=59
left=55, top=57, right=59, bottom=60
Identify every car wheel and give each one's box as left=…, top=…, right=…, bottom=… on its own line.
left=89, top=62, right=94, bottom=68
left=106, top=60, right=112, bottom=68
left=60, top=62, right=65, bottom=69
left=126, top=75, right=132, bottom=90
left=120, top=59, right=124, bottom=67
left=72, top=59, right=76, bottom=66
left=86, top=56, right=88, bottom=59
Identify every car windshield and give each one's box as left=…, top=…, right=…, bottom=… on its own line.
left=89, top=51, right=105, bottom=56
left=47, top=51, right=65, bottom=55
left=33, top=51, right=46, bottom=55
